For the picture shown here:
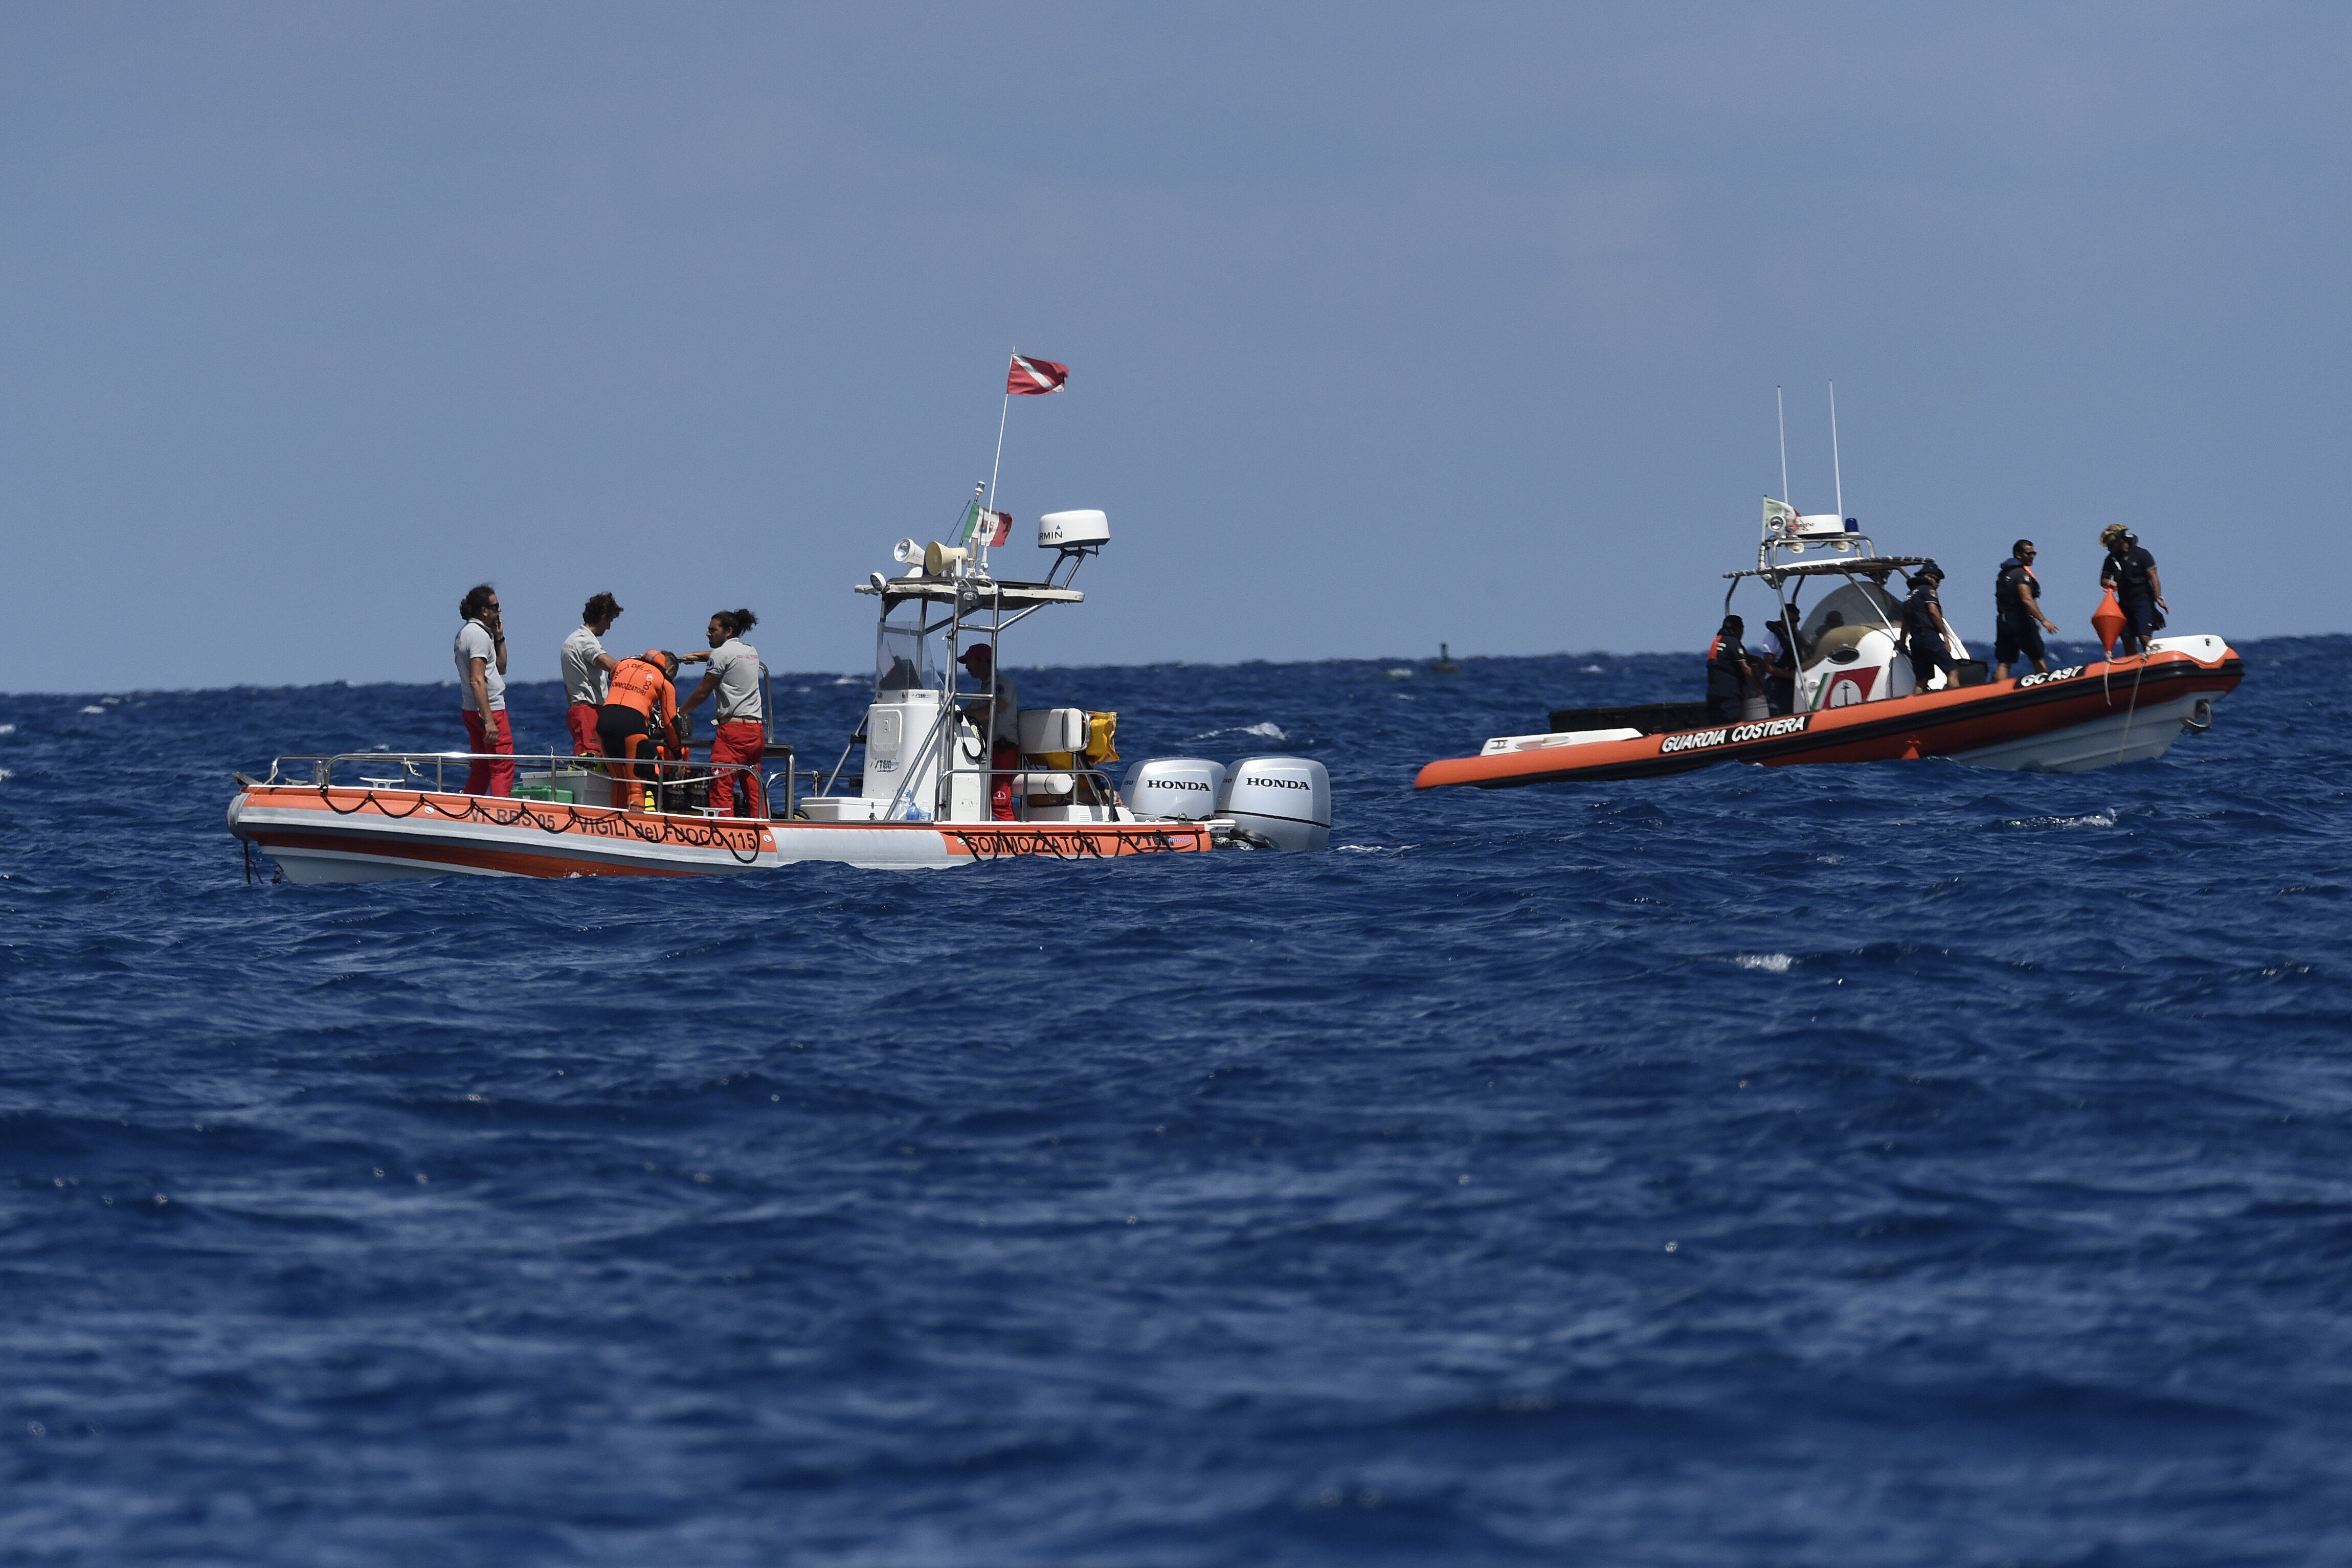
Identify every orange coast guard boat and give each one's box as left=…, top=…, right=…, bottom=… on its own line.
left=1414, top=504, right=2243, bottom=792
left=229, top=495, right=1329, bottom=882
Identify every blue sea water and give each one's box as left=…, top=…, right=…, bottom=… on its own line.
left=3, top=639, right=2349, bottom=1566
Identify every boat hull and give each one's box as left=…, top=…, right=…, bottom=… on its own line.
left=228, top=786, right=1213, bottom=882
left=1414, top=644, right=2244, bottom=791
left=228, top=786, right=784, bottom=882
left=770, top=819, right=1213, bottom=869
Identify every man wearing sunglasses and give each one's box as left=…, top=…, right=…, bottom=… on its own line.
left=454, top=583, right=514, bottom=796
left=1993, top=539, right=2060, bottom=681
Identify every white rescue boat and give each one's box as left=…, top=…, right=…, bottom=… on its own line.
left=229, top=497, right=1330, bottom=881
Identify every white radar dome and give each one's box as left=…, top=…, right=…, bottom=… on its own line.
left=1039, top=509, right=1109, bottom=548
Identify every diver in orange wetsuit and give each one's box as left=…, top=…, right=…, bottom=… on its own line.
left=596, top=650, right=684, bottom=810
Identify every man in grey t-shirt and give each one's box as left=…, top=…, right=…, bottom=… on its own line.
left=680, top=608, right=765, bottom=816
left=561, top=592, right=623, bottom=754
left=453, top=582, right=513, bottom=795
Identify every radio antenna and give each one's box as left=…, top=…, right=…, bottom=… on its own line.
left=1776, top=386, right=1790, bottom=504
left=1829, top=380, right=1844, bottom=518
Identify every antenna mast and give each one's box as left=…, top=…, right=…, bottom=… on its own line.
left=1776, top=386, right=1790, bottom=504
left=1829, top=380, right=1844, bottom=518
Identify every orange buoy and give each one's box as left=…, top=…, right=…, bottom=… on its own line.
left=2090, top=588, right=2127, bottom=656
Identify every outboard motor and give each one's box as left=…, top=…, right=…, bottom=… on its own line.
left=1124, top=758, right=1226, bottom=821
left=1218, top=755, right=1331, bottom=850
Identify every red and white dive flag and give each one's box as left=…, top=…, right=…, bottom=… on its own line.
left=1006, top=353, right=1069, bottom=395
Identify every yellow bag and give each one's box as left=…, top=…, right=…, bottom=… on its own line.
left=1038, top=712, right=1117, bottom=771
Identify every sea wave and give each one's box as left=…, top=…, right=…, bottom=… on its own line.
left=1, top=639, right=2345, bottom=1565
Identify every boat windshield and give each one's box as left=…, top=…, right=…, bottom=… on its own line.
left=875, top=608, right=939, bottom=694
left=1800, top=580, right=1902, bottom=642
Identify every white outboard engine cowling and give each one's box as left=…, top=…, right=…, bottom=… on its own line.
left=1218, top=755, right=1331, bottom=850
left=1124, top=758, right=1226, bottom=821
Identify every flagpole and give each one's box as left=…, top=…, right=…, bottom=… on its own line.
left=986, top=393, right=1011, bottom=512
left=987, top=351, right=1015, bottom=514
left=983, top=352, right=1014, bottom=574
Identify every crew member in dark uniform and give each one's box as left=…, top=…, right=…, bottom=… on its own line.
left=1992, top=538, right=2060, bottom=681
left=1901, top=562, right=1954, bottom=693
left=2098, top=524, right=2167, bottom=656
left=1704, top=615, right=1757, bottom=723
left=1757, top=608, right=1802, bottom=715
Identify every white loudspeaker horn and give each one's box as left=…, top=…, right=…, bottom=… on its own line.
left=923, top=541, right=968, bottom=576
left=892, top=538, right=920, bottom=564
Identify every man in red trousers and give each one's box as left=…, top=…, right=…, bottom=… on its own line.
left=680, top=608, right=767, bottom=816
left=560, top=592, right=624, bottom=755
left=454, top=583, right=513, bottom=796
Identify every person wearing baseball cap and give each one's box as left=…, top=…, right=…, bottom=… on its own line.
left=1900, top=561, right=1956, bottom=693
left=957, top=644, right=1022, bottom=820
left=956, top=643, right=1019, bottom=722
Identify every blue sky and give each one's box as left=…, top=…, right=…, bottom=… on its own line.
left=3, top=5, right=2344, bottom=693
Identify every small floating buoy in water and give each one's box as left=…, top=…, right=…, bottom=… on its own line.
left=1433, top=641, right=1459, bottom=674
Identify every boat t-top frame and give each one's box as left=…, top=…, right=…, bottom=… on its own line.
left=824, top=514, right=1114, bottom=820
left=1712, top=509, right=1956, bottom=711
left=1722, top=549, right=1936, bottom=615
